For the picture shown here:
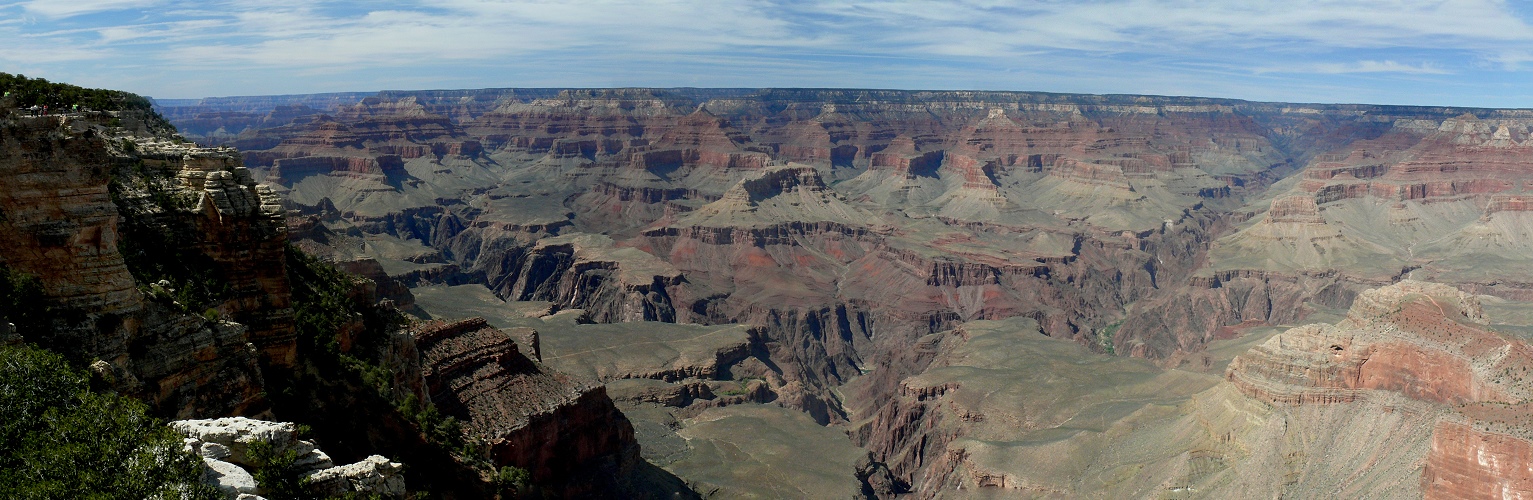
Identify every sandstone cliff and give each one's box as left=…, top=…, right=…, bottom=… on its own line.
left=0, top=89, right=681, bottom=498
left=410, top=317, right=691, bottom=495
left=0, top=110, right=289, bottom=418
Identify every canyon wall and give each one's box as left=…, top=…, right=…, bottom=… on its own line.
left=160, top=88, right=1533, bottom=496
left=0, top=111, right=290, bottom=417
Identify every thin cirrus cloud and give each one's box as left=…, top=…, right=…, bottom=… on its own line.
left=1252, top=59, right=1455, bottom=76
left=3, top=0, right=1533, bottom=107
left=18, top=0, right=161, bottom=18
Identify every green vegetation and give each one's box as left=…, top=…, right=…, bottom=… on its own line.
left=0, top=264, right=51, bottom=338
left=0, top=344, right=221, bottom=499
left=246, top=440, right=309, bottom=499
left=1097, top=321, right=1121, bottom=356
left=0, top=72, right=173, bottom=132
left=495, top=465, right=531, bottom=494
left=396, top=393, right=480, bottom=458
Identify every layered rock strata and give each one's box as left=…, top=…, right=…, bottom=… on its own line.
left=159, top=89, right=1533, bottom=496
left=0, top=112, right=293, bottom=417
left=1226, top=281, right=1533, bottom=498
left=411, top=318, right=641, bottom=489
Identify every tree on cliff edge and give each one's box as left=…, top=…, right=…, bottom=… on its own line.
left=0, top=344, right=220, bottom=499
left=0, top=72, right=174, bottom=134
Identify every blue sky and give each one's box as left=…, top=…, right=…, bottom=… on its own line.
left=5, top=0, right=1533, bottom=107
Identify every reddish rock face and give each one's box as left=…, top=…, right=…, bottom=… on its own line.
left=1291, top=116, right=1533, bottom=204
left=1266, top=195, right=1324, bottom=224
left=1424, top=421, right=1533, bottom=500
left=1221, top=281, right=1533, bottom=498
left=1226, top=281, right=1521, bottom=405
left=0, top=116, right=138, bottom=317
left=410, top=318, right=640, bottom=488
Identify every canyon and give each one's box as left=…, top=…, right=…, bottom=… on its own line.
left=9, top=82, right=1533, bottom=497
left=153, top=88, right=1533, bottom=496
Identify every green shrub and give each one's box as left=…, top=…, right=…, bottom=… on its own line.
left=0, top=344, right=220, bottom=499
left=495, top=465, right=530, bottom=493
left=0, top=264, right=51, bottom=337
left=246, top=440, right=309, bottom=499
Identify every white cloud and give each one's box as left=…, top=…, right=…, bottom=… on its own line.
left=1484, top=50, right=1533, bottom=70
left=21, top=0, right=163, bottom=18
left=1256, top=60, right=1453, bottom=75
left=8, top=0, right=1533, bottom=104
left=805, top=0, right=1533, bottom=56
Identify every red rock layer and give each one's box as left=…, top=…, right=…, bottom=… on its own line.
left=1294, top=118, right=1533, bottom=205
left=412, top=318, right=638, bottom=485
left=269, top=155, right=405, bottom=183
left=1423, top=421, right=1533, bottom=499
left=1220, top=281, right=1533, bottom=499
left=1265, top=195, right=1325, bottom=224
left=1226, top=281, right=1522, bottom=406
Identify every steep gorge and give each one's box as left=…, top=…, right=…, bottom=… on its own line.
left=158, top=88, right=1533, bottom=496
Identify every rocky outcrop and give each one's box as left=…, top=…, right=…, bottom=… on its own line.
left=304, top=455, right=407, bottom=498
left=0, top=112, right=294, bottom=417
left=1226, top=280, right=1525, bottom=405
left=154, top=145, right=294, bottom=367
left=268, top=155, right=405, bottom=184
left=1265, top=195, right=1325, bottom=224
left=171, top=417, right=405, bottom=499
left=499, top=234, right=681, bottom=323
left=411, top=318, right=643, bottom=491
left=1221, top=281, right=1533, bottom=498
left=1423, top=418, right=1533, bottom=499
left=0, top=115, right=140, bottom=326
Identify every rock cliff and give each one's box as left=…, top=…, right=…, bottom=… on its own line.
left=410, top=317, right=676, bottom=495
left=0, top=110, right=291, bottom=417
left=171, top=417, right=406, bottom=498
left=0, top=86, right=677, bottom=498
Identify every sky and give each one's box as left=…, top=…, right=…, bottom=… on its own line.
left=6, top=0, right=1533, bottom=107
